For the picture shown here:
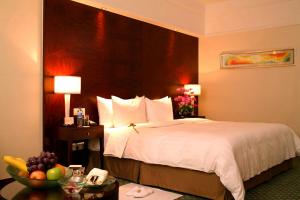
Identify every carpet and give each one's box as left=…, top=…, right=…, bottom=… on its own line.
left=119, top=183, right=183, bottom=200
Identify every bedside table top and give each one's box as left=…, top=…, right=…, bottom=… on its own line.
left=58, top=125, right=103, bottom=129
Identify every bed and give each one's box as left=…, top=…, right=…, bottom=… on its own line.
left=89, top=117, right=300, bottom=200
left=103, top=154, right=293, bottom=200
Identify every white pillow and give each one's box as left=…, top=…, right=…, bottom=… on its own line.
left=112, top=96, right=147, bottom=127
left=96, top=96, right=114, bottom=127
left=145, top=96, right=173, bottom=122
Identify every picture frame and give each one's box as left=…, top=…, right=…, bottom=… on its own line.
left=73, top=107, right=86, bottom=116
left=220, top=48, right=294, bottom=69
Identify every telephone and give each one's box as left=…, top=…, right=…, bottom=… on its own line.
left=86, top=168, right=108, bottom=185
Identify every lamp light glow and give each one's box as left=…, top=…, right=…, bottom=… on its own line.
left=184, top=84, right=201, bottom=96
left=54, top=76, right=81, bottom=125
left=54, top=76, right=81, bottom=94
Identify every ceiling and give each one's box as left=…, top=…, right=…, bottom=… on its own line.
left=196, top=0, right=228, bottom=4
left=166, top=0, right=229, bottom=15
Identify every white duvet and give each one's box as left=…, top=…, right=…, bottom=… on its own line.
left=103, top=119, right=300, bottom=200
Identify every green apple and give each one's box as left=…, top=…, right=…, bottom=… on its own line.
left=46, top=167, right=62, bottom=180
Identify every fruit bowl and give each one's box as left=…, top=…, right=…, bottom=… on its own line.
left=6, top=165, right=71, bottom=189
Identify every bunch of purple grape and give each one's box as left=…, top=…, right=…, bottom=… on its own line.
left=26, top=152, right=58, bottom=173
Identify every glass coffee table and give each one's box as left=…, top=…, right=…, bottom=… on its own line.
left=0, top=176, right=119, bottom=200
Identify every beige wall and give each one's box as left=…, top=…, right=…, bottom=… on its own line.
left=0, top=0, right=43, bottom=178
left=199, top=25, right=300, bottom=135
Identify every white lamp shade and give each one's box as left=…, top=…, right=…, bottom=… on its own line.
left=184, top=84, right=201, bottom=96
left=54, top=76, right=81, bottom=94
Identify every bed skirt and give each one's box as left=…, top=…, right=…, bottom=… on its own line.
left=89, top=151, right=293, bottom=200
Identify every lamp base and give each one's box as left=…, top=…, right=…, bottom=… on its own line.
left=64, top=117, right=74, bottom=125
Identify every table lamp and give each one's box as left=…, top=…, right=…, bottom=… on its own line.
left=184, top=84, right=201, bottom=116
left=54, top=76, right=81, bottom=125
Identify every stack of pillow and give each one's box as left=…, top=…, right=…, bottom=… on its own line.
left=96, top=96, right=173, bottom=128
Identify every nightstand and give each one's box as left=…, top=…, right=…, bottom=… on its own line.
left=175, top=115, right=206, bottom=119
left=55, top=125, right=104, bottom=168
left=189, top=115, right=206, bottom=118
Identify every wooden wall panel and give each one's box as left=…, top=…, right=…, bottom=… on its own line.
left=43, top=0, right=198, bottom=150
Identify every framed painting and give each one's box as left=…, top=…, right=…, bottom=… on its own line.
left=220, top=49, right=294, bottom=68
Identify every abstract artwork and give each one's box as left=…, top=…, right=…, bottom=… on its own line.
left=221, top=49, right=294, bottom=68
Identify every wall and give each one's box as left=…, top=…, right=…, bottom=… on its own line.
left=0, top=0, right=43, bottom=178
left=0, top=0, right=202, bottom=179
left=43, top=0, right=198, bottom=152
left=199, top=25, right=300, bottom=135
left=72, top=0, right=205, bottom=36
left=205, top=0, right=300, bottom=35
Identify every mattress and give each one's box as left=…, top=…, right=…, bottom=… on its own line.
left=90, top=118, right=300, bottom=200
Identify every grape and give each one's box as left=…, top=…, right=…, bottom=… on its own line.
left=26, top=151, right=57, bottom=173
left=28, top=157, right=33, bottom=163
left=28, top=157, right=36, bottom=165
left=49, top=158, right=56, bottom=164
left=42, top=157, right=49, bottom=164
left=37, top=157, right=42, bottom=163
left=45, top=152, right=51, bottom=158
left=47, top=164, right=52, bottom=170
left=40, top=156, right=45, bottom=162
left=27, top=166, right=32, bottom=173
left=37, top=163, right=45, bottom=171
left=31, top=165, right=38, bottom=171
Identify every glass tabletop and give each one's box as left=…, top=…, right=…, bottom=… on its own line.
left=0, top=177, right=118, bottom=200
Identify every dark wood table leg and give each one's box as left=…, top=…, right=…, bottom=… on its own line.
left=99, top=137, right=104, bottom=169
left=67, top=140, right=72, bottom=165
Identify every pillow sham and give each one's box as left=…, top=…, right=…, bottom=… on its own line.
left=145, top=96, right=173, bottom=122
left=96, top=96, right=114, bottom=127
left=112, top=96, right=147, bottom=127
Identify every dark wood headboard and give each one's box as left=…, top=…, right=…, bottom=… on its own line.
left=43, top=0, right=198, bottom=150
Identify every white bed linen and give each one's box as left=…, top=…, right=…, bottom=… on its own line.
left=103, top=119, right=300, bottom=200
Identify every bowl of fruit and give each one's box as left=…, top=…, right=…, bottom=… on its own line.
left=3, top=152, right=71, bottom=189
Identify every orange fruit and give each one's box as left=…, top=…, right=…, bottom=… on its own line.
left=29, top=170, right=46, bottom=180
left=54, top=163, right=66, bottom=176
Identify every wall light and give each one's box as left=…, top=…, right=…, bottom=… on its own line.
left=184, top=84, right=201, bottom=96
left=54, top=76, right=81, bottom=125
